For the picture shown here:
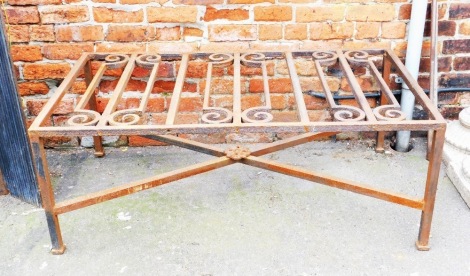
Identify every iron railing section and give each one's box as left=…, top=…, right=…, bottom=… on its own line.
left=29, top=50, right=446, bottom=137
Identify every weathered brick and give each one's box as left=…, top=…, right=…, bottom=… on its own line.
left=204, top=6, right=249, bottom=21
left=340, top=76, right=379, bottom=92
left=449, top=3, right=470, bottom=20
left=346, top=5, right=394, bottom=22
left=209, top=25, right=256, bottom=42
left=152, top=80, right=197, bottom=93
left=148, top=42, right=198, bottom=53
left=183, top=27, right=204, bottom=38
left=424, top=21, right=456, bottom=37
left=167, top=97, right=203, bottom=112
left=128, top=136, right=166, bottom=147
left=146, top=98, right=166, bottom=112
left=174, top=0, right=223, bottom=4
left=70, top=81, right=87, bottom=94
left=299, top=77, right=340, bottom=93
left=92, top=0, right=115, bottom=3
left=8, top=0, right=60, bottom=4
left=250, top=78, right=293, bottom=93
left=399, top=3, right=446, bottom=20
left=17, top=82, right=49, bottom=96
left=285, top=24, right=307, bottom=40
left=381, top=22, right=406, bottom=39
left=5, top=7, right=39, bottom=24
left=310, top=22, right=354, bottom=40
left=26, top=99, right=73, bottom=116
left=228, top=0, right=274, bottom=3
left=155, top=27, right=181, bottom=41
left=10, top=45, right=42, bottom=62
left=419, top=57, right=452, bottom=73
left=296, top=6, right=345, bottom=22
left=227, top=62, right=275, bottom=76
left=270, top=94, right=287, bottom=110
left=30, top=25, right=55, bottom=41
left=344, top=40, right=391, bottom=51
left=99, top=79, right=146, bottom=93
left=93, top=7, right=143, bottom=23
left=460, top=22, right=470, bottom=36
left=8, top=25, right=29, bottom=42
left=454, top=57, right=470, bottom=71
left=439, top=73, right=470, bottom=88
left=96, top=43, right=146, bottom=52
left=40, top=6, right=89, bottom=23
left=443, top=39, right=470, bottom=54
left=120, top=0, right=154, bottom=4
left=303, top=94, right=329, bottom=110
left=241, top=94, right=263, bottom=109
left=258, top=24, right=282, bottom=41
left=107, top=26, right=154, bottom=42
left=42, top=43, right=93, bottom=60
left=147, top=7, right=198, bottom=23
left=356, top=22, right=380, bottom=39
left=276, top=59, right=317, bottom=76
left=23, top=63, right=71, bottom=80
left=254, top=6, right=292, bottom=21
left=56, top=25, right=104, bottom=42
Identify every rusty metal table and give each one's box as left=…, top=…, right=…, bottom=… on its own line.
left=28, top=49, right=446, bottom=254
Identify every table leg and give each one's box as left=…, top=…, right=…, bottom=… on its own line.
left=30, top=136, right=66, bottom=254
left=416, top=128, right=445, bottom=250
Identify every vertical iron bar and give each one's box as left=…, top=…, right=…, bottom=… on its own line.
left=376, top=53, right=393, bottom=153
left=84, top=61, right=105, bottom=157
left=166, top=54, right=189, bottom=125
left=428, top=0, right=439, bottom=160
left=285, top=52, right=309, bottom=123
left=233, top=53, right=242, bottom=124
left=416, top=128, right=445, bottom=250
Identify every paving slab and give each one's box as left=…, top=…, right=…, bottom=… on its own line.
left=1, top=138, right=470, bottom=275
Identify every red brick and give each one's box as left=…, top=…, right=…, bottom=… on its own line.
left=454, top=57, right=470, bottom=71
left=30, top=25, right=55, bottom=41
left=5, top=7, right=39, bottom=24
left=99, top=79, right=147, bottom=93
left=214, top=95, right=233, bottom=108
left=241, top=94, right=262, bottom=109
left=399, top=3, right=447, bottom=20
left=17, top=82, right=49, bottom=96
left=26, top=99, right=73, bottom=116
left=303, top=94, right=329, bottom=110
left=439, top=73, right=470, bottom=89
left=183, top=27, right=204, bottom=38
left=56, top=25, right=104, bottom=42
left=147, top=7, right=198, bottom=23
left=340, top=76, right=379, bottom=92
left=449, top=3, right=470, bottom=20
left=250, top=78, right=293, bottom=93
left=228, top=0, right=274, bottom=3
left=23, top=63, right=71, bottom=80
left=204, top=6, right=249, bottom=21
left=8, top=0, right=61, bottom=4
left=152, top=81, right=197, bottom=93
left=155, top=27, right=181, bottom=41
left=310, top=22, right=354, bottom=40
left=169, top=97, right=203, bottom=112
left=460, top=22, right=470, bottom=36
left=355, top=22, right=380, bottom=39
left=70, top=81, right=87, bottom=94
left=145, top=98, right=165, bottom=112
left=443, top=39, right=470, bottom=55
left=174, top=0, right=223, bottom=3
left=276, top=59, right=317, bottom=76
left=8, top=25, right=29, bottom=42
left=419, top=57, right=452, bottom=73
left=128, top=136, right=166, bottom=147
left=10, top=45, right=42, bottom=62
left=93, top=7, right=143, bottom=23
left=259, top=24, right=282, bottom=40
left=285, top=24, right=307, bottom=40
left=209, top=25, right=256, bottom=42
left=42, top=43, right=93, bottom=60
left=107, top=26, right=154, bottom=42
left=96, top=43, right=146, bottom=52
left=40, top=6, right=89, bottom=23
left=270, top=94, right=287, bottom=110
left=254, top=6, right=292, bottom=21
left=296, top=6, right=345, bottom=22
left=120, top=0, right=152, bottom=3
left=381, top=22, right=406, bottom=39
left=174, top=113, right=200, bottom=124
left=346, top=5, right=394, bottom=22
left=227, top=62, right=275, bottom=76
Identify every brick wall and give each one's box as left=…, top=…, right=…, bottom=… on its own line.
left=3, top=0, right=470, bottom=146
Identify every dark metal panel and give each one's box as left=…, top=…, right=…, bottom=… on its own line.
left=0, top=17, right=41, bottom=206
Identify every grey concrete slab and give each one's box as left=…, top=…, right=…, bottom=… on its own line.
left=1, top=138, right=470, bottom=275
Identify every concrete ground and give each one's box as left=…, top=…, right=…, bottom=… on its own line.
left=1, top=138, right=469, bottom=275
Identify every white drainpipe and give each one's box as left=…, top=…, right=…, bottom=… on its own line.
left=395, top=0, right=428, bottom=152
